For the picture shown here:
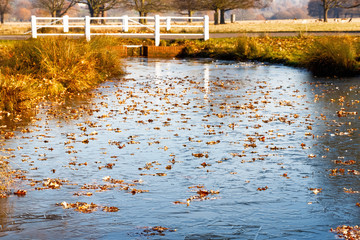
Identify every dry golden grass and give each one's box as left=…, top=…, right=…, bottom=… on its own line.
left=211, top=18, right=360, bottom=33
left=0, top=159, right=11, bottom=194
left=1, top=18, right=360, bottom=35
left=0, top=37, right=125, bottom=112
left=176, top=36, right=360, bottom=76
left=0, top=22, right=31, bottom=35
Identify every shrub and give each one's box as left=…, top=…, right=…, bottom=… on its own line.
left=0, top=37, right=125, bottom=112
left=0, top=73, right=38, bottom=112
left=235, top=37, right=262, bottom=60
left=7, top=38, right=124, bottom=92
left=303, top=37, right=359, bottom=77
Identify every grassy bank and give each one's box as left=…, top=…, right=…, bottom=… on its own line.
left=0, top=37, right=125, bottom=194
left=209, top=19, right=360, bottom=33
left=0, top=159, right=11, bottom=197
left=172, top=36, right=360, bottom=77
left=1, top=36, right=358, bottom=113
left=0, top=35, right=359, bottom=194
left=67, top=36, right=359, bottom=77
left=0, top=37, right=125, bottom=113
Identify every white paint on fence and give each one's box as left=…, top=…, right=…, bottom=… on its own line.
left=166, top=17, right=171, bottom=31
left=204, top=15, right=210, bottom=41
left=123, top=15, right=129, bottom=32
left=85, top=16, right=91, bottom=42
left=154, top=15, right=161, bottom=47
left=63, top=15, right=69, bottom=33
left=31, top=15, right=37, bottom=39
left=30, top=15, right=210, bottom=46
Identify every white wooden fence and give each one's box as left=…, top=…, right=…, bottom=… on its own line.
left=31, top=15, right=210, bottom=46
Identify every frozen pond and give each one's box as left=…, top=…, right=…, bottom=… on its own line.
left=0, top=58, right=359, bottom=239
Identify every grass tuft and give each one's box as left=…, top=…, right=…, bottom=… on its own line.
left=0, top=73, right=37, bottom=112
left=0, top=159, right=11, bottom=195
left=235, top=37, right=261, bottom=59
left=0, top=37, right=125, bottom=112
left=175, top=36, right=359, bottom=76
left=303, top=37, right=359, bottom=77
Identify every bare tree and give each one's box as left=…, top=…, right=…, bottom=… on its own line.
left=0, top=0, right=11, bottom=24
left=322, top=0, right=360, bottom=22
left=81, top=0, right=124, bottom=18
left=127, top=0, right=170, bottom=23
left=14, top=0, right=32, bottom=21
left=204, top=0, right=272, bottom=24
left=170, top=0, right=206, bottom=22
left=308, top=0, right=323, bottom=19
left=203, top=0, right=231, bottom=24
left=33, top=0, right=78, bottom=17
left=309, top=0, right=360, bottom=20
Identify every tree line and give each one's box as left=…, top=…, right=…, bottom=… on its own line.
left=0, top=0, right=272, bottom=24
left=308, top=0, right=360, bottom=22
left=2, top=0, right=360, bottom=25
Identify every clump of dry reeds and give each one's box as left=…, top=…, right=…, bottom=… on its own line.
left=303, top=37, right=359, bottom=77
left=0, top=37, right=125, bottom=112
left=0, top=159, right=11, bottom=195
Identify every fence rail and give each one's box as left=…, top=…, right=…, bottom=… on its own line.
left=31, top=15, right=210, bottom=46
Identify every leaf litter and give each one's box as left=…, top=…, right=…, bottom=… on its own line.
left=1, top=60, right=359, bottom=238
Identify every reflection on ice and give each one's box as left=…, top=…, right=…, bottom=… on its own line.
left=203, top=64, right=210, bottom=100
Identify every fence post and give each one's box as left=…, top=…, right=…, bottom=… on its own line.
left=85, top=16, right=91, bottom=42
left=123, top=15, right=129, bottom=32
left=63, top=15, right=69, bottom=33
left=31, top=15, right=37, bottom=39
left=166, top=17, right=171, bottom=31
left=154, top=15, right=160, bottom=46
left=231, top=14, right=236, bottom=23
left=204, top=15, right=209, bottom=41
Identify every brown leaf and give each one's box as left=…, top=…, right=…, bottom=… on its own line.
left=14, top=190, right=27, bottom=196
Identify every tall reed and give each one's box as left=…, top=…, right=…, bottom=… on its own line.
left=303, top=37, right=359, bottom=77
left=176, top=36, right=359, bottom=76
left=236, top=37, right=262, bottom=60
left=0, top=159, right=11, bottom=196
left=0, top=37, right=125, bottom=112
left=0, top=73, right=37, bottom=112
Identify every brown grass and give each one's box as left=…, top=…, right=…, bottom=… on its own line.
left=210, top=18, right=360, bottom=33
left=0, top=22, right=31, bottom=35
left=175, top=36, right=360, bottom=76
left=0, top=37, right=125, bottom=112
left=0, top=159, right=11, bottom=195
left=303, top=36, right=359, bottom=77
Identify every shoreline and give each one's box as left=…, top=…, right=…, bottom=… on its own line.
left=0, top=36, right=359, bottom=115
left=1, top=31, right=360, bottom=41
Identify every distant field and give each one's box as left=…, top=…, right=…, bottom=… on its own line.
left=1, top=18, right=360, bottom=35
left=0, top=22, right=31, bottom=35
left=212, top=18, right=360, bottom=33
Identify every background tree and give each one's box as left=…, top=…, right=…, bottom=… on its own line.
left=0, top=0, right=11, bottom=24
left=270, top=7, right=308, bottom=19
left=204, top=0, right=272, bottom=24
left=81, top=0, right=124, bottom=18
left=14, top=0, right=32, bottom=21
left=321, top=0, right=360, bottom=22
left=170, top=0, right=206, bottom=22
left=203, top=0, right=230, bottom=25
left=126, top=0, right=170, bottom=23
left=308, top=0, right=323, bottom=19
left=33, top=0, right=78, bottom=17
